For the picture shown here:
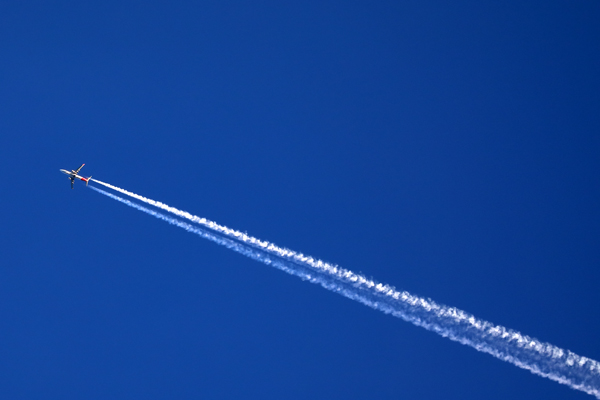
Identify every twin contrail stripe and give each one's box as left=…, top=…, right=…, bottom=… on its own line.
left=89, top=182, right=600, bottom=398
left=91, top=179, right=333, bottom=266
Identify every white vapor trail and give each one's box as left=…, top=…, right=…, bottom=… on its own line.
left=89, top=181, right=600, bottom=398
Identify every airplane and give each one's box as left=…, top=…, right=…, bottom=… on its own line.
left=60, top=164, right=92, bottom=189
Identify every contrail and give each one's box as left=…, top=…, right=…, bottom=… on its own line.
left=91, top=178, right=331, bottom=265
left=89, top=182, right=600, bottom=398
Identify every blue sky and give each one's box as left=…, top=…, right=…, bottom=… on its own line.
left=1, top=1, right=599, bottom=398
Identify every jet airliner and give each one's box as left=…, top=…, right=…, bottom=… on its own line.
left=60, top=164, right=92, bottom=189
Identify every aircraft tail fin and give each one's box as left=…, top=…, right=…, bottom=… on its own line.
left=86, top=176, right=92, bottom=186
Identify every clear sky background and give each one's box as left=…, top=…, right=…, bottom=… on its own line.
left=1, top=1, right=599, bottom=399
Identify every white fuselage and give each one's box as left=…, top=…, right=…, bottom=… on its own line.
left=60, top=169, right=87, bottom=182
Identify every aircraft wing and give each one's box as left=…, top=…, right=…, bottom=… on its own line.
left=74, top=163, right=85, bottom=174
